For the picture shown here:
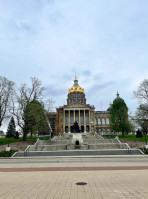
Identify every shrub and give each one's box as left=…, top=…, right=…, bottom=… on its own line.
left=139, top=148, right=148, bottom=154
left=0, top=150, right=17, bottom=157
left=136, top=130, right=143, bottom=138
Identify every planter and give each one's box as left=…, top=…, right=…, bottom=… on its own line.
left=6, top=147, right=11, bottom=151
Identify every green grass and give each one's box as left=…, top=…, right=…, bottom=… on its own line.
left=0, top=136, right=51, bottom=146
left=0, top=137, right=37, bottom=145
left=139, top=148, right=148, bottom=154
left=105, top=134, right=147, bottom=142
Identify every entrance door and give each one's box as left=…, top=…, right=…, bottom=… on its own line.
left=81, top=126, right=84, bottom=133
left=65, top=126, right=68, bottom=133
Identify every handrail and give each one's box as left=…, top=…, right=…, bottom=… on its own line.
left=24, top=145, right=30, bottom=156
left=35, top=138, right=40, bottom=151
left=115, top=136, right=121, bottom=143
left=125, top=143, right=131, bottom=154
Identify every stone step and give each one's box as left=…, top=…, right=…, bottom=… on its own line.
left=13, top=149, right=143, bottom=157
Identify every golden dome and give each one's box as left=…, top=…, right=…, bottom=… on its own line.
left=68, top=77, right=85, bottom=94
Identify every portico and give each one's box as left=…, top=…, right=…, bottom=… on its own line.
left=63, top=108, right=94, bottom=133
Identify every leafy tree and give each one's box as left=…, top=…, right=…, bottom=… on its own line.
left=11, top=77, right=47, bottom=141
left=24, top=100, right=48, bottom=138
left=10, top=77, right=54, bottom=141
left=110, top=92, right=130, bottom=136
left=6, top=117, right=16, bottom=138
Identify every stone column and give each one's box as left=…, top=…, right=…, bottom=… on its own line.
left=68, top=110, right=70, bottom=133
left=63, top=110, right=65, bottom=133
left=84, top=109, right=86, bottom=133
left=74, top=110, right=75, bottom=122
left=79, top=109, right=81, bottom=131
left=89, top=110, right=91, bottom=133
left=93, top=113, right=96, bottom=134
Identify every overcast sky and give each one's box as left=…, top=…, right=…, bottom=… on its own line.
left=0, top=0, right=148, bottom=116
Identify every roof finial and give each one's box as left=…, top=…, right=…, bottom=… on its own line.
left=74, top=76, right=78, bottom=86
left=117, top=91, right=119, bottom=97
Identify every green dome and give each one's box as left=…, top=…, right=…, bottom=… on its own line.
left=113, top=91, right=125, bottom=103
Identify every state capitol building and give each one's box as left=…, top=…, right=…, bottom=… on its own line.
left=48, top=77, right=113, bottom=135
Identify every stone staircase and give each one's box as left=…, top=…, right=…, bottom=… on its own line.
left=13, top=133, right=144, bottom=157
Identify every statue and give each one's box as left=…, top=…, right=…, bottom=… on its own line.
left=71, top=121, right=80, bottom=133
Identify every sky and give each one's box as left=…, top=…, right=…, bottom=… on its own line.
left=0, top=0, right=148, bottom=119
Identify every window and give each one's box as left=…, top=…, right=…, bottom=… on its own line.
left=81, top=116, right=84, bottom=124
left=86, top=116, right=89, bottom=124
left=70, top=116, right=74, bottom=124
left=98, top=118, right=101, bottom=125
left=102, top=118, right=105, bottom=125
left=65, top=117, right=68, bottom=124
left=106, top=118, right=109, bottom=125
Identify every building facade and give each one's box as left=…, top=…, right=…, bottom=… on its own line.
left=54, top=77, right=111, bottom=135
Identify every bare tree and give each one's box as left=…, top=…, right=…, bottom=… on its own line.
left=11, top=77, right=46, bottom=141
left=43, top=98, right=55, bottom=113
left=0, top=76, right=15, bottom=128
left=134, top=79, right=148, bottom=138
left=134, top=79, right=148, bottom=102
left=135, top=104, right=148, bottom=139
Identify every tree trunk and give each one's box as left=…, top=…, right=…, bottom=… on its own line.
left=122, top=131, right=125, bottom=137
left=30, top=131, right=32, bottom=138
left=22, top=129, right=27, bottom=141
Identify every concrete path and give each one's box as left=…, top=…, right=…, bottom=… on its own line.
left=0, top=156, right=148, bottom=199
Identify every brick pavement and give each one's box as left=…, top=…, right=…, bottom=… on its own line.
left=0, top=157, right=148, bottom=199
left=0, top=170, right=148, bottom=199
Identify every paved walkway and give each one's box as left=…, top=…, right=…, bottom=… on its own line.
left=0, top=156, right=148, bottom=199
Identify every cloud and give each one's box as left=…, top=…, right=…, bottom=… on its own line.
left=0, top=0, right=148, bottom=117
left=87, top=81, right=115, bottom=96
left=46, top=84, right=66, bottom=96
left=82, top=70, right=92, bottom=77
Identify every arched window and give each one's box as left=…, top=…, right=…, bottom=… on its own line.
left=98, top=118, right=101, bottom=125
left=102, top=118, right=105, bottom=125
left=106, top=118, right=109, bottom=125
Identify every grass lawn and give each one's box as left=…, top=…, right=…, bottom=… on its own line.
left=0, top=136, right=50, bottom=146
left=105, top=134, right=147, bottom=142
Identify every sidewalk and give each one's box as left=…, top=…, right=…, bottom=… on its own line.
left=0, top=156, right=148, bottom=199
